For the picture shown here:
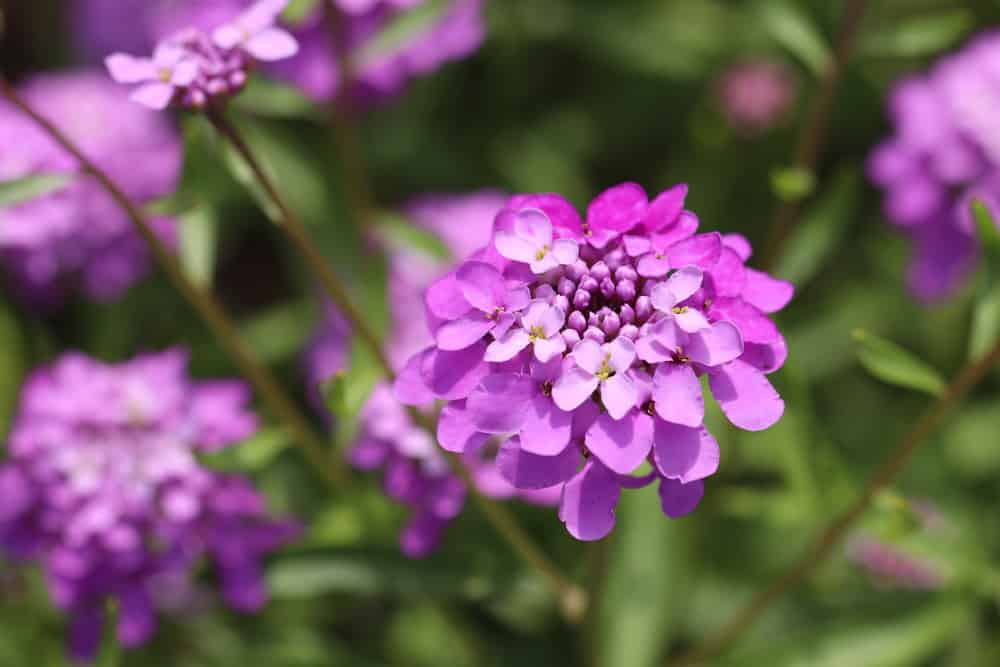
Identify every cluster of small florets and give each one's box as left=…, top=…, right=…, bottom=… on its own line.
left=869, top=30, right=1000, bottom=300
left=0, top=351, right=297, bottom=661
left=395, top=184, right=793, bottom=540
left=105, top=0, right=298, bottom=110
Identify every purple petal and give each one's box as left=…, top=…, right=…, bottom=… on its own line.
left=706, top=247, right=746, bottom=297
left=673, top=307, right=712, bottom=333
left=504, top=285, right=532, bottom=312
left=559, top=460, right=621, bottom=540
left=686, top=321, right=744, bottom=367
left=607, top=336, right=636, bottom=371
left=708, top=359, right=784, bottom=431
left=667, top=232, right=722, bottom=270
left=520, top=395, right=574, bottom=455
left=485, top=328, right=531, bottom=362
left=394, top=349, right=436, bottom=406
left=652, top=421, right=719, bottom=482
left=436, top=313, right=494, bottom=350
left=509, top=193, right=584, bottom=236
left=652, top=210, right=700, bottom=249
left=624, top=234, right=653, bottom=257
left=571, top=399, right=602, bottom=439
left=498, top=437, right=580, bottom=489
left=244, top=28, right=299, bottom=62
left=742, top=268, right=794, bottom=313
left=601, top=373, right=639, bottom=420
left=426, top=273, right=471, bottom=320
left=708, top=298, right=779, bottom=344
left=650, top=282, right=677, bottom=312
left=636, top=252, right=672, bottom=278
left=552, top=238, right=580, bottom=264
left=105, top=54, right=156, bottom=83
left=400, top=513, right=447, bottom=559
left=742, top=336, right=788, bottom=374
left=533, top=335, right=566, bottom=363
left=456, top=261, right=506, bottom=312
left=552, top=367, right=600, bottom=412
left=495, top=229, right=538, bottom=263
left=420, top=343, right=490, bottom=401
left=652, top=363, right=704, bottom=427
left=465, top=373, right=536, bottom=433
left=639, top=183, right=688, bottom=232
left=515, top=208, right=554, bottom=246
left=571, top=339, right=605, bottom=375
left=667, top=265, right=704, bottom=303
left=586, top=183, right=648, bottom=233
left=584, top=411, right=654, bottom=474
left=437, top=401, right=489, bottom=453
left=658, top=478, right=704, bottom=518
left=130, top=82, right=175, bottom=110
left=722, top=233, right=752, bottom=261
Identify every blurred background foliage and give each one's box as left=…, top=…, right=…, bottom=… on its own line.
left=4, top=0, right=1000, bottom=665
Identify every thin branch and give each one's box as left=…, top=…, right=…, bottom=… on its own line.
left=763, top=0, right=870, bottom=270
left=670, top=336, right=1000, bottom=666
left=210, top=106, right=586, bottom=614
left=0, top=77, right=351, bottom=489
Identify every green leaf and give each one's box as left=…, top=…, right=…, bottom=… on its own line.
left=240, top=300, right=317, bottom=365
left=0, top=299, right=25, bottom=440
left=283, top=0, right=321, bottom=24
left=770, top=166, right=815, bottom=203
left=351, top=0, right=451, bottom=69
left=972, top=199, right=1000, bottom=279
left=322, top=338, right=385, bottom=446
left=232, top=77, right=318, bottom=119
left=775, top=168, right=859, bottom=286
left=969, top=285, right=1000, bottom=361
left=852, top=329, right=947, bottom=397
left=201, top=428, right=292, bottom=472
left=967, top=200, right=1000, bottom=359
left=178, top=205, right=218, bottom=287
left=375, top=212, right=451, bottom=261
left=860, top=10, right=973, bottom=58
left=0, top=172, right=72, bottom=208
left=757, top=1, right=832, bottom=76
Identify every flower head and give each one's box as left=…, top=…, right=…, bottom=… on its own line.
left=396, top=183, right=793, bottom=540
left=716, top=59, right=797, bottom=135
left=0, top=351, right=297, bottom=661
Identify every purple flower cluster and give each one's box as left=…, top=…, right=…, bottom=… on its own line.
left=0, top=350, right=297, bottom=661
left=716, top=59, right=797, bottom=136
left=79, top=0, right=485, bottom=105
left=105, top=0, right=297, bottom=110
left=869, top=31, right=1000, bottom=301
left=395, top=184, right=793, bottom=540
left=0, top=71, right=179, bottom=307
left=305, top=192, right=560, bottom=557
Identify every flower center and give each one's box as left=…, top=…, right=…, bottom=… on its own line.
left=535, top=245, right=550, bottom=261
left=596, top=355, right=615, bottom=381
left=672, top=306, right=688, bottom=315
left=158, top=68, right=173, bottom=83
left=528, top=325, right=547, bottom=341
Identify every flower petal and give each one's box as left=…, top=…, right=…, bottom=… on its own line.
left=685, top=321, right=744, bottom=367
left=601, top=373, right=639, bottom=420
left=708, top=359, right=784, bottom=431
left=465, top=373, right=536, bottom=433
left=705, top=247, right=746, bottom=297
left=495, top=229, right=538, bottom=263
left=652, top=363, right=704, bottom=427
left=606, top=336, right=637, bottom=371
left=742, top=268, right=794, bottom=313
left=552, top=367, right=600, bottom=412
left=639, top=183, right=688, bottom=232
left=456, top=261, right=506, bottom=312
left=420, top=343, right=490, bottom=401
left=484, top=328, right=531, bottom=362
left=667, top=265, right=704, bottom=303
left=673, top=307, right=712, bottom=333
left=552, top=238, right=580, bottom=264
left=437, top=401, right=489, bottom=453
left=497, top=437, right=580, bottom=489
left=658, top=478, right=704, bottom=518
left=667, top=232, right=722, bottom=270
left=650, top=281, right=677, bottom=313
left=425, top=273, right=471, bottom=320
left=571, top=339, right=605, bottom=375
left=514, top=208, right=554, bottom=247
left=652, top=421, right=719, bottom=482
left=436, top=313, right=494, bottom=351
left=394, top=348, right=436, bottom=406
left=520, top=395, right=574, bottom=455
left=708, top=297, right=779, bottom=344
left=105, top=54, right=156, bottom=83
left=533, top=335, right=566, bottom=363
left=129, top=82, right=175, bottom=110
left=559, top=460, right=621, bottom=540
left=244, top=28, right=299, bottom=62
left=584, top=411, right=654, bottom=474
left=508, top=193, right=584, bottom=237
left=586, top=182, right=648, bottom=233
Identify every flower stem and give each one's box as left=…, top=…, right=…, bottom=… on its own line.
left=669, top=336, right=1000, bottom=666
left=0, top=77, right=351, bottom=489
left=208, top=104, right=585, bottom=616
left=762, top=0, right=870, bottom=270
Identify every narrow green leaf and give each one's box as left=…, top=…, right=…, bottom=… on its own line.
left=770, top=166, right=815, bottom=203
left=351, top=0, right=450, bottom=69
left=852, top=329, right=947, bottom=396
left=860, top=10, right=973, bottom=58
left=967, top=200, right=1000, bottom=359
left=375, top=213, right=452, bottom=261
left=757, top=1, right=832, bottom=76
left=776, top=168, right=859, bottom=285
left=0, top=172, right=72, bottom=208
left=972, top=199, right=1000, bottom=276
left=178, top=205, right=218, bottom=287
left=322, top=338, right=384, bottom=446
left=969, top=285, right=1000, bottom=361
left=0, top=299, right=26, bottom=439
left=201, top=428, right=292, bottom=472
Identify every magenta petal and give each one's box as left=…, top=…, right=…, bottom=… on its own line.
left=559, top=460, right=621, bottom=541
left=652, top=210, right=700, bottom=249
left=652, top=421, right=719, bottom=482
left=437, top=402, right=488, bottom=453
left=584, top=411, right=654, bottom=474
left=742, top=336, right=789, bottom=374
left=742, top=268, right=794, bottom=313
left=640, top=184, right=688, bottom=232
left=520, top=395, right=574, bottom=455
left=420, top=343, right=490, bottom=401
left=708, top=359, right=784, bottom=431
left=465, top=373, right=536, bottom=433
left=623, top=234, right=652, bottom=257
left=707, top=248, right=747, bottom=297
left=245, top=28, right=299, bottom=61
left=652, top=363, right=704, bottom=427
left=509, top=193, right=584, bottom=237
left=722, top=233, right=752, bottom=261
left=636, top=253, right=671, bottom=278
left=658, top=478, right=704, bottom=518
left=130, top=82, right=175, bottom=110
left=708, top=298, right=779, bottom=344
left=552, top=367, right=600, bottom=412
left=497, top=438, right=580, bottom=490
left=105, top=54, right=156, bottom=83
left=667, top=232, right=722, bottom=270
left=485, top=328, right=531, bottom=362
left=456, top=261, right=506, bottom=311
left=435, top=314, right=494, bottom=350
left=394, top=349, right=436, bottom=406
left=587, top=182, right=648, bottom=233
left=425, top=273, right=471, bottom=320
left=686, top=321, right=744, bottom=368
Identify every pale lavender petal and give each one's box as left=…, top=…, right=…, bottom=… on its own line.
left=636, top=252, right=672, bottom=278
left=742, top=336, right=788, bottom=374
left=652, top=421, right=719, bottom=482
left=571, top=339, right=605, bottom=375
left=530, top=356, right=564, bottom=384
left=456, top=261, right=506, bottom=312
left=171, top=59, right=200, bottom=86
left=394, top=349, right=436, bottom=406
left=533, top=335, right=566, bottom=363
left=559, top=460, right=621, bottom=540
left=584, top=411, right=654, bottom=474
left=601, top=373, right=638, bottom=420
left=494, top=230, right=537, bottom=263
left=492, top=311, right=517, bottom=339
left=244, top=28, right=299, bottom=62
left=530, top=252, right=560, bottom=275
left=515, top=208, right=554, bottom=247
left=497, top=438, right=579, bottom=489
left=213, top=24, right=244, bottom=50
left=606, top=336, right=636, bottom=372
left=742, top=268, right=794, bottom=313
left=465, top=373, right=536, bottom=433
left=686, top=321, right=744, bottom=367
left=624, top=235, right=653, bottom=257
left=708, top=359, right=784, bottom=431
left=673, top=307, right=712, bottom=333
left=571, top=399, right=602, bottom=439
left=667, top=232, right=722, bottom=270
left=652, top=363, right=704, bottom=427
left=130, top=83, right=175, bottom=110
left=520, top=395, right=574, bottom=455
left=552, top=367, right=600, bottom=411
left=484, top=328, right=531, bottom=362
left=708, top=298, right=779, bottom=344
left=539, top=303, right=566, bottom=335
left=666, top=265, right=704, bottom=303
left=435, top=314, right=494, bottom=350
left=504, top=285, right=532, bottom=311
left=552, top=238, right=580, bottom=264
left=635, top=319, right=684, bottom=364
left=105, top=54, right=156, bottom=83
left=658, top=478, right=704, bottom=518
left=420, top=343, right=490, bottom=400
left=425, top=273, right=470, bottom=320
left=437, top=402, right=488, bottom=453
left=650, top=282, right=677, bottom=312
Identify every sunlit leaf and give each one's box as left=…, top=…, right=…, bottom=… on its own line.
left=0, top=299, right=25, bottom=439
left=233, top=78, right=318, bottom=119
left=351, top=0, right=450, bottom=69
left=757, top=1, right=831, bottom=76
left=322, top=338, right=385, bottom=446
left=770, top=166, right=815, bottom=203
left=375, top=212, right=451, bottom=261
left=852, top=329, right=947, bottom=397
left=0, top=172, right=71, bottom=208
left=178, top=205, right=218, bottom=287
left=860, top=10, right=973, bottom=58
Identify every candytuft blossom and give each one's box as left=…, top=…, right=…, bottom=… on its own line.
left=0, top=351, right=297, bottom=661
left=869, top=31, right=1000, bottom=300
left=105, top=0, right=298, bottom=110
left=396, top=183, right=793, bottom=541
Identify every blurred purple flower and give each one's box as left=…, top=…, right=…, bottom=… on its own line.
left=0, top=350, right=297, bottom=661
left=77, top=0, right=486, bottom=105
left=396, top=183, right=793, bottom=541
left=716, top=59, right=797, bottom=136
left=303, top=192, right=558, bottom=557
left=869, top=31, right=1000, bottom=301
left=846, top=537, right=945, bottom=591
left=0, top=71, right=179, bottom=308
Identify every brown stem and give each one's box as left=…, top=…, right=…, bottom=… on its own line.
left=0, top=77, right=351, bottom=489
left=763, top=0, right=870, bottom=270
left=669, top=337, right=1000, bottom=666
